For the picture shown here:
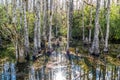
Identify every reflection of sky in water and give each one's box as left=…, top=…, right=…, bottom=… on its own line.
left=0, top=62, right=16, bottom=80
left=54, top=68, right=67, bottom=80
left=55, top=71, right=65, bottom=80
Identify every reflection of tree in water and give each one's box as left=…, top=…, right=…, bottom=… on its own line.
left=28, top=49, right=120, bottom=80
left=73, top=54, right=120, bottom=80
left=0, top=49, right=120, bottom=80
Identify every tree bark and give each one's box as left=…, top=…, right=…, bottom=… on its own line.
left=104, top=0, right=110, bottom=52
left=23, top=0, right=29, bottom=57
left=18, top=0, right=26, bottom=62
left=82, top=2, right=85, bottom=41
left=67, top=1, right=70, bottom=50
left=34, top=11, right=38, bottom=55
left=37, top=1, right=41, bottom=49
left=69, top=0, right=73, bottom=40
left=89, top=0, right=93, bottom=43
left=90, top=0, right=101, bottom=55
left=32, top=0, right=35, bottom=12
left=34, top=1, right=41, bottom=55
left=43, top=0, right=47, bottom=40
left=12, top=0, right=19, bottom=61
left=99, top=24, right=104, bottom=44
left=48, top=0, right=53, bottom=48
left=66, top=0, right=73, bottom=50
left=12, top=0, right=17, bottom=23
left=25, top=0, right=28, bottom=11
left=19, top=0, right=23, bottom=33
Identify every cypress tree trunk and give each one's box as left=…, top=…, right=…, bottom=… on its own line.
left=69, top=0, right=73, bottom=40
left=99, top=25, right=104, bottom=44
left=12, top=0, right=19, bottom=61
left=34, top=10, right=38, bottom=55
left=23, top=0, right=29, bottom=58
left=33, top=1, right=41, bottom=55
left=89, top=7, right=92, bottom=43
left=90, top=0, right=101, bottom=55
left=19, top=0, right=23, bottom=33
left=32, top=0, right=36, bottom=35
left=89, top=0, right=93, bottom=43
left=46, top=0, right=49, bottom=40
left=82, top=2, right=85, bottom=41
left=25, top=0, right=28, bottom=11
left=12, top=0, right=17, bottom=23
left=48, top=0, right=53, bottom=48
left=32, top=0, right=35, bottom=12
left=43, top=0, right=47, bottom=40
left=67, top=1, right=70, bottom=50
left=37, top=1, right=41, bottom=49
left=66, top=0, right=73, bottom=50
left=104, top=0, right=110, bottom=53
left=18, top=0, right=26, bottom=62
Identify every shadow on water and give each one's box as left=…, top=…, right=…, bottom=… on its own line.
left=0, top=48, right=120, bottom=80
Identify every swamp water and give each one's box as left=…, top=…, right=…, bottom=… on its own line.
left=0, top=49, right=120, bottom=80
